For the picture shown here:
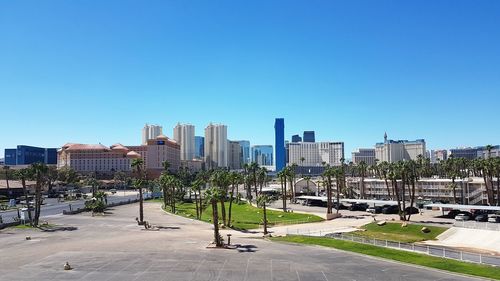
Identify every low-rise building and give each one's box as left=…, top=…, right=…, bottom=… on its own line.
left=351, top=148, right=376, bottom=166
left=5, top=145, right=57, bottom=166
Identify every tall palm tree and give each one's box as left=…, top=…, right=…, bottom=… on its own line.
left=14, top=168, right=33, bottom=226
left=257, top=194, right=271, bottom=235
left=257, top=167, right=268, bottom=194
left=3, top=166, right=11, bottom=199
left=378, top=161, right=392, bottom=199
left=322, top=165, right=334, bottom=215
left=31, top=162, right=48, bottom=226
left=131, top=158, right=145, bottom=224
left=228, top=171, right=242, bottom=227
left=358, top=161, right=367, bottom=199
left=277, top=170, right=287, bottom=211
left=288, top=164, right=298, bottom=202
left=191, top=178, right=203, bottom=219
left=204, top=187, right=224, bottom=247
left=210, top=170, right=231, bottom=226
left=248, top=162, right=259, bottom=201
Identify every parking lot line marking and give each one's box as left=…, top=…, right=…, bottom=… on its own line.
left=321, top=271, right=329, bottom=281
left=215, top=259, right=227, bottom=281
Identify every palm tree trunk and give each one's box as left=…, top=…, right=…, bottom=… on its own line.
left=220, top=200, right=226, bottom=226
left=228, top=184, right=235, bottom=227
left=383, top=176, right=391, bottom=199
left=263, top=203, right=268, bottom=235
left=452, top=177, right=457, bottom=204
left=139, top=187, right=144, bottom=223
left=212, top=200, right=222, bottom=247
left=21, top=178, right=33, bottom=226
left=283, top=178, right=287, bottom=211
left=194, top=191, right=199, bottom=219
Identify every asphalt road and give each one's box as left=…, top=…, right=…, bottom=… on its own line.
left=0, top=202, right=483, bottom=281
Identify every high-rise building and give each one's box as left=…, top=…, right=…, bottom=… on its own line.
left=303, top=131, right=315, bottom=142
left=204, top=123, right=228, bottom=169
left=288, top=142, right=344, bottom=175
left=352, top=148, right=376, bottom=165
left=274, top=118, right=285, bottom=171
left=375, top=133, right=426, bottom=163
left=4, top=145, right=57, bottom=166
left=173, top=123, right=195, bottom=161
left=291, top=135, right=302, bottom=143
left=430, top=150, right=448, bottom=163
left=142, top=124, right=163, bottom=145
left=251, top=145, right=273, bottom=166
left=449, top=145, right=500, bottom=160
left=228, top=141, right=242, bottom=170
left=236, top=140, right=251, bottom=165
left=194, top=136, right=205, bottom=159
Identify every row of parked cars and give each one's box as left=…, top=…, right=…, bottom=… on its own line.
left=446, top=209, right=500, bottom=223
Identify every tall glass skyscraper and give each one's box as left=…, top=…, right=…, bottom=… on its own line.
left=303, top=131, right=315, bottom=142
left=274, top=118, right=285, bottom=171
left=236, top=140, right=251, bottom=164
left=251, top=145, right=273, bottom=166
left=194, top=136, right=204, bottom=159
left=291, top=134, right=302, bottom=142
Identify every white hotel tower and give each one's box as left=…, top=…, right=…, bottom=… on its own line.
left=173, top=123, right=195, bottom=161
left=142, top=124, right=163, bottom=145
left=204, top=123, right=228, bottom=169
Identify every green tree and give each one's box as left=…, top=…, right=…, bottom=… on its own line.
left=14, top=168, right=33, bottom=226
left=256, top=194, right=271, bottom=235
left=204, top=187, right=224, bottom=247
left=31, top=162, right=48, bottom=226
left=131, top=158, right=146, bottom=224
left=210, top=170, right=231, bottom=226
left=228, top=171, right=242, bottom=227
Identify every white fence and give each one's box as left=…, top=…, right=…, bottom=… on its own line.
left=288, top=230, right=500, bottom=267
left=454, top=220, right=500, bottom=231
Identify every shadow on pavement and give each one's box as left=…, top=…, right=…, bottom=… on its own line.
left=234, top=244, right=258, bottom=253
left=40, top=226, right=78, bottom=232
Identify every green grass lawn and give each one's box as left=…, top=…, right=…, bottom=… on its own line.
left=152, top=199, right=323, bottom=230
left=353, top=222, right=447, bottom=243
left=272, top=235, right=500, bottom=280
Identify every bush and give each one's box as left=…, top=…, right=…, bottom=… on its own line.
left=85, top=200, right=106, bottom=213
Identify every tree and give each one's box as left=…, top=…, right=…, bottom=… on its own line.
left=84, top=176, right=100, bottom=198
left=131, top=158, right=146, bottom=224
left=210, top=170, right=231, bottom=226
left=3, top=166, right=11, bottom=199
left=256, top=194, right=271, bottom=235
left=191, top=178, right=204, bottom=219
left=204, top=187, right=224, bottom=247
left=288, top=164, right=298, bottom=202
left=257, top=167, right=268, bottom=194
left=378, top=161, right=392, bottom=199
left=228, top=171, right=242, bottom=227
left=31, top=162, right=48, bottom=226
left=277, top=170, right=287, bottom=212
left=248, top=162, right=259, bottom=201
left=444, top=156, right=460, bottom=204
left=14, top=168, right=33, bottom=226
left=58, top=166, right=79, bottom=187
left=322, top=165, right=334, bottom=215
left=358, top=161, right=367, bottom=199
left=113, top=171, right=128, bottom=189
left=46, top=166, right=58, bottom=192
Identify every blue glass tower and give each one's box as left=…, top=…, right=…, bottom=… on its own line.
left=194, top=136, right=205, bottom=159
left=274, top=118, right=285, bottom=171
left=303, top=131, right=315, bottom=142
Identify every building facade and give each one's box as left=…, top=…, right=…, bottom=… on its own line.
left=228, top=141, right=242, bottom=170
left=450, top=145, right=500, bottom=160
left=375, top=134, right=426, bottom=163
left=303, top=131, right=315, bottom=142
left=291, top=134, right=302, bottom=143
left=144, top=135, right=181, bottom=175
left=351, top=148, right=376, bottom=166
left=274, top=118, right=285, bottom=171
left=57, top=143, right=140, bottom=174
left=236, top=140, right=251, bottom=165
left=204, top=123, right=228, bottom=169
left=251, top=145, right=273, bottom=166
left=289, top=142, right=344, bottom=167
left=430, top=149, right=448, bottom=163
left=194, top=136, right=205, bottom=159
left=5, top=145, right=57, bottom=166
left=142, top=124, right=163, bottom=145
left=173, top=123, right=195, bottom=161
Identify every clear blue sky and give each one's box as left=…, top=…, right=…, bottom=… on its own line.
left=1, top=0, right=499, bottom=158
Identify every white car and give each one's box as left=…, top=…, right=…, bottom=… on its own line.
left=488, top=215, right=500, bottom=223
left=455, top=214, right=470, bottom=221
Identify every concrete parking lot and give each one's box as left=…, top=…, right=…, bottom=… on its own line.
left=0, top=202, right=482, bottom=281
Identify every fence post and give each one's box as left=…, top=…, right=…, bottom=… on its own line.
left=427, top=246, right=430, bottom=254
left=443, top=248, right=446, bottom=258
left=479, top=254, right=482, bottom=264
left=398, top=242, right=401, bottom=249
left=385, top=240, right=388, bottom=247
left=460, top=251, right=463, bottom=261
left=412, top=244, right=415, bottom=251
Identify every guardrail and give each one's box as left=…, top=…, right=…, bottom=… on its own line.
left=453, top=220, right=500, bottom=231
left=288, top=230, right=500, bottom=267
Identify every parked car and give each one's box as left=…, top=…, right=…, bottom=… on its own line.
left=349, top=203, right=368, bottom=211
left=332, top=202, right=348, bottom=210
left=455, top=213, right=470, bottom=221
left=404, top=206, right=419, bottom=215
left=474, top=214, right=489, bottom=222
left=382, top=205, right=399, bottom=214
left=366, top=206, right=383, bottom=214
left=488, top=215, right=500, bottom=223
left=446, top=209, right=461, bottom=218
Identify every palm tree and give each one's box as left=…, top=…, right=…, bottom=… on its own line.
left=257, top=194, right=271, bottom=235
left=14, top=168, right=33, bottom=226
left=249, top=162, right=259, bottom=201
left=210, top=170, right=231, bottom=226
left=191, top=178, right=203, bottom=219
left=303, top=176, right=311, bottom=195
left=322, top=165, right=334, bottom=216
left=444, top=156, right=459, bottom=204
left=131, top=158, right=145, bottom=224
left=288, top=164, right=298, bottom=202
left=84, top=176, right=100, bottom=198
left=228, top=172, right=242, bottom=227
left=378, top=161, right=392, bottom=199
left=358, top=161, right=367, bottom=199
left=204, top=187, right=224, bottom=247
left=159, top=174, right=179, bottom=213
left=3, top=166, right=11, bottom=199
left=257, top=167, right=268, bottom=193
left=277, top=170, right=287, bottom=212
left=31, top=162, right=48, bottom=226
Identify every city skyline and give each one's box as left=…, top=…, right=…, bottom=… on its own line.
left=1, top=1, right=500, bottom=157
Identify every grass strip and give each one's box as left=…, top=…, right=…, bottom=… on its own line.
left=272, top=235, right=500, bottom=280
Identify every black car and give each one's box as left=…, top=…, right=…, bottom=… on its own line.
left=446, top=209, right=461, bottom=218
left=349, top=203, right=369, bottom=211
left=404, top=206, right=419, bottom=215
left=475, top=214, right=488, bottom=222
left=382, top=205, right=399, bottom=214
